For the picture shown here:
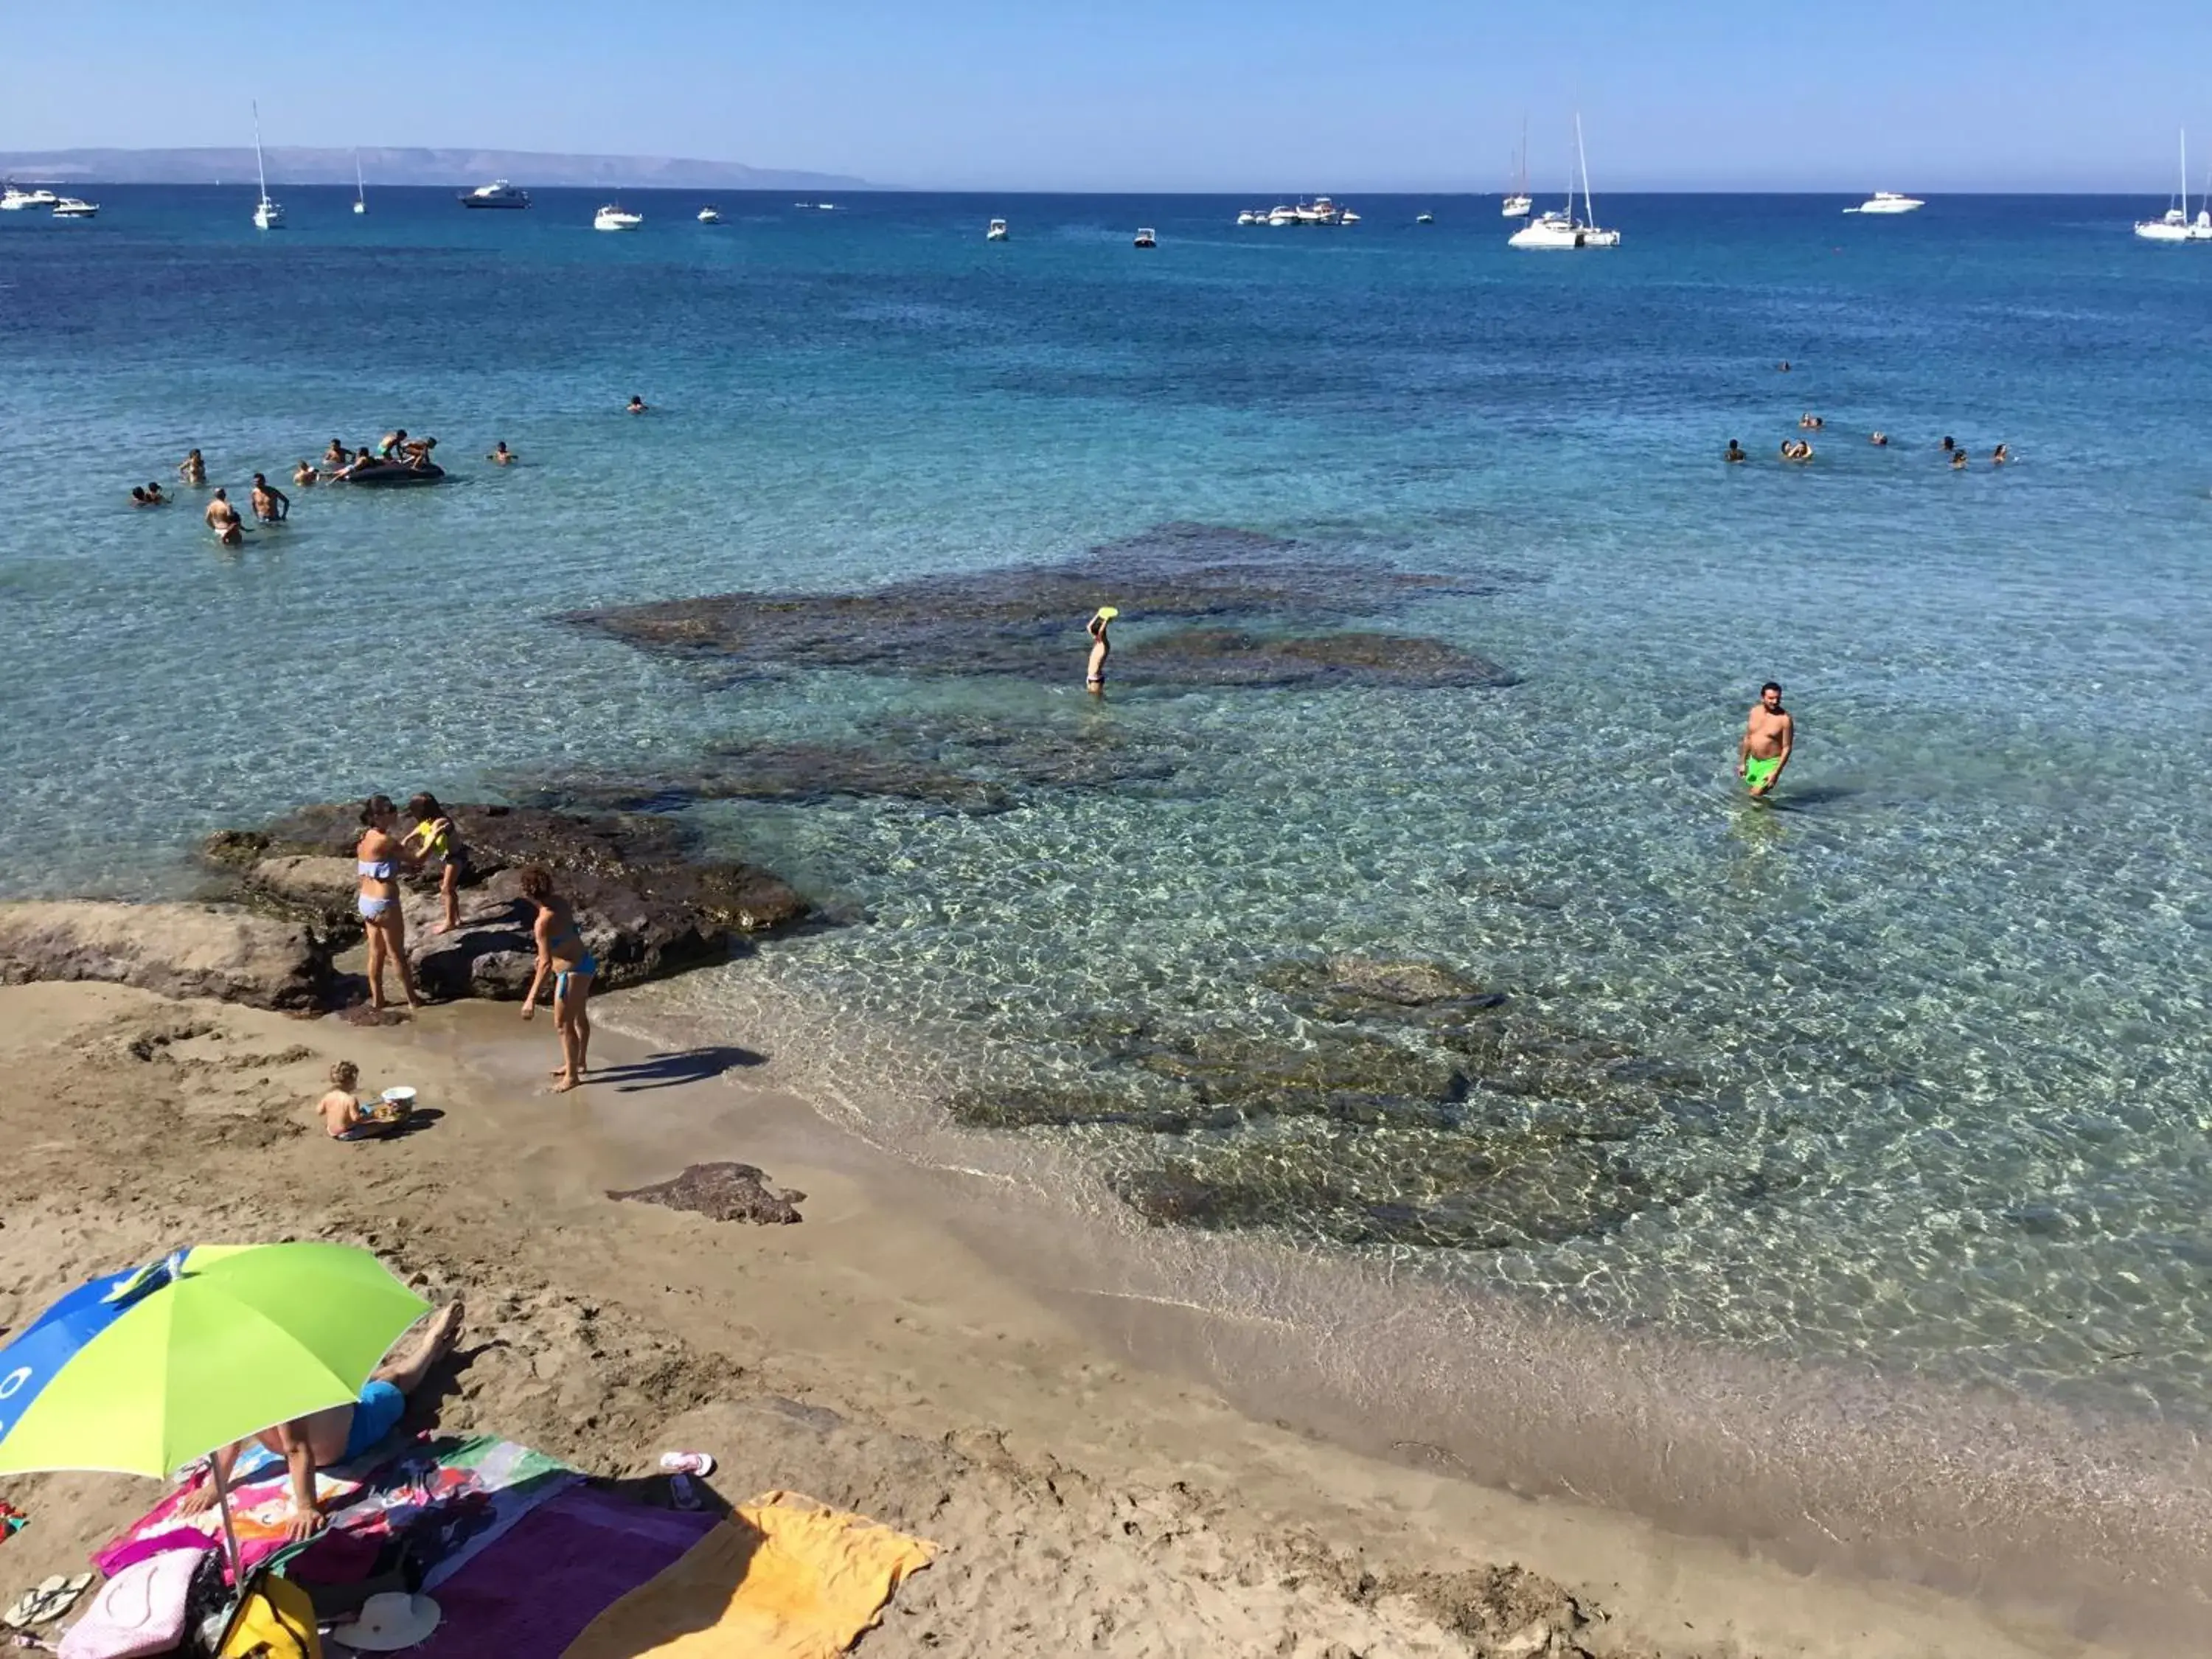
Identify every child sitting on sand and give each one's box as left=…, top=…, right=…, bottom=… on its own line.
left=318, top=1062, right=368, bottom=1139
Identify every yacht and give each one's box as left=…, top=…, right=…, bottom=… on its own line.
left=1847, top=192, right=1924, bottom=215
left=0, top=185, right=60, bottom=211
left=1508, top=114, right=1618, bottom=248
left=1503, top=116, right=1533, bottom=216
left=987, top=217, right=1009, bottom=240
left=353, top=151, right=366, bottom=215
left=250, top=102, right=283, bottom=230
left=2135, top=132, right=2212, bottom=242
left=1133, top=226, right=1158, bottom=248
left=1416, top=212, right=1435, bottom=225
left=594, top=204, right=644, bottom=232
left=52, top=197, right=98, bottom=219
left=459, top=179, right=532, bottom=209
left=698, top=206, right=723, bottom=223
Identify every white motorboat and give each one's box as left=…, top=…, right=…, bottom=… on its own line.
left=1503, top=116, right=1533, bottom=216
left=51, top=197, right=98, bottom=219
left=1509, top=114, right=1617, bottom=248
left=594, top=204, right=643, bottom=232
left=2135, top=131, right=2212, bottom=242
left=353, top=151, right=366, bottom=215
left=1338, top=207, right=1360, bottom=224
left=1847, top=191, right=1924, bottom=215
left=1416, top=212, right=1434, bottom=224
left=250, top=102, right=283, bottom=229
left=459, top=179, right=532, bottom=209
left=1133, top=226, right=1158, bottom=248
left=1236, top=209, right=1258, bottom=225
left=987, top=217, right=1009, bottom=240
left=0, top=185, right=60, bottom=211
left=698, top=206, right=723, bottom=223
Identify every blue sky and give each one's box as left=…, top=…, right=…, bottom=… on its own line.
left=5, top=1, right=2211, bottom=191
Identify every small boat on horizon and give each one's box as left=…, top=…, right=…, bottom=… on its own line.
left=459, top=179, right=532, bottom=209
left=1133, top=226, right=1158, bottom=248
left=594, top=203, right=644, bottom=232
left=0, top=184, right=60, bottom=211
left=52, top=197, right=98, bottom=219
left=2135, top=131, right=2212, bottom=242
left=1416, top=212, right=1435, bottom=224
left=987, top=217, right=1009, bottom=241
left=1503, top=116, right=1533, bottom=217
left=698, top=206, right=723, bottom=223
left=251, top=102, right=283, bottom=230
left=1846, top=191, right=1924, bottom=215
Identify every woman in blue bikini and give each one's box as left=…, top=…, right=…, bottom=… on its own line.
left=355, top=796, right=422, bottom=1012
left=519, top=864, right=595, bottom=1091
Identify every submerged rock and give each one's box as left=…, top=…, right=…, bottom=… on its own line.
left=608, top=1161, right=806, bottom=1225
left=0, top=900, right=331, bottom=1011
left=565, top=521, right=1514, bottom=690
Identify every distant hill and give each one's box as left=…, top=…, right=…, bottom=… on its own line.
left=0, top=147, right=872, bottom=190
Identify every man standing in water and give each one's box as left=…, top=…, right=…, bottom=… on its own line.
left=204, top=487, right=243, bottom=546
left=1738, top=681, right=1792, bottom=798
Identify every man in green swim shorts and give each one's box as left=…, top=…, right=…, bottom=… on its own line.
left=1739, top=681, right=1793, bottom=798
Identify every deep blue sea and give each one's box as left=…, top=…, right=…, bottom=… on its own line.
left=6, top=185, right=2211, bottom=1618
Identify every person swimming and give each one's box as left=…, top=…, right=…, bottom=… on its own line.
left=487, top=441, right=516, bottom=465
left=292, top=459, right=319, bottom=487
left=178, top=448, right=206, bottom=485
left=1870, top=431, right=1889, bottom=446
left=400, top=435, right=437, bottom=467
left=143, top=481, right=167, bottom=505
left=378, top=428, right=408, bottom=459
left=626, top=394, right=648, bottom=414
left=323, top=437, right=349, bottom=467
left=1725, top=439, right=1747, bottom=463
left=250, top=472, right=290, bottom=523
left=1992, top=443, right=2009, bottom=465
left=1940, top=435, right=1955, bottom=453
left=1798, top=413, right=1823, bottom=430
left=1086, top=606, right=1116, bottom=695
left=204, top=487, right=243, bottom=544
left=130, top=486, right=154, bottom=507
left=1780, top=439, right=1813, bottom=462
left=1950, top=448, right=1969, bottom=470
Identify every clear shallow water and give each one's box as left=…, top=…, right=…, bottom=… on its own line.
left=7, top=189, right=2212, bottom=1448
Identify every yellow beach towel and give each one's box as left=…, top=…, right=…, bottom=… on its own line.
left=561, top=1491, right=936, bottom=1659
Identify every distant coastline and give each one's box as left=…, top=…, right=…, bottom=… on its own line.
left=0, top=145, right=872, bottom=190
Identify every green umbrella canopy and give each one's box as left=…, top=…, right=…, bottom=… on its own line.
left=0, top=1242, right=429, bottom=1479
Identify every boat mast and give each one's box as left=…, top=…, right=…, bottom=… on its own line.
left=355, top=149, right=365, bottom=206
left=253, top=102, right=268, bottom=206
left=1576, top=112, right=1594, bottom=226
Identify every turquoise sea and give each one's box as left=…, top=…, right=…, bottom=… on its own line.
left=5, top=186, right=2211, bottom=1627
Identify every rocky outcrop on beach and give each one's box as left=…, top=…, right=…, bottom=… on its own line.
left=565, top=521, right=1519, bottom=691
left=0, top=900, right=331, bottom=1010
left=202, top=800, right=811, bottom=1002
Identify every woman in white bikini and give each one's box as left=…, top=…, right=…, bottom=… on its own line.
left=355, top=796, right=422, bottom=1012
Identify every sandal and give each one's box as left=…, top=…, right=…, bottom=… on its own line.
left=657, top=1452, right=715, bottom=1478
left=2, top=1573, right=93, bottom=1630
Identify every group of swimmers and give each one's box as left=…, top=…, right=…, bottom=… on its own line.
left=151, top=433, right=524, bottom=541
left=1725, top=429, right=2011, bottom=467
left=353, top=793, right=599, bottom=1091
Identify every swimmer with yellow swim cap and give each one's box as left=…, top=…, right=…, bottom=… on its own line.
left=1086, top=607, right=1117, bottom=695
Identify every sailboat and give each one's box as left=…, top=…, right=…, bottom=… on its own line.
left=1502, top=117, right=1532, bottom=218
left=2135, top=130, right=2212, bottom=242
left=353, top=150, right=366, bottom=215
left=251, top=103, right=284, bottom=230
left=1508, top=114, right=1618, bottom=248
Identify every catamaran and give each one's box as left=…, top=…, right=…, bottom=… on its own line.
left=2135, top=130, right=2212, bottom=242
left=1503, top=118, right=1532, bottom=217
left=1508, top=114, right=1618, bottom=248
left=251, top=103, right=283, bottom=230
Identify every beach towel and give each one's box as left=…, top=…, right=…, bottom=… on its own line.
left=96, top=1435, right=577, bottom=1589
left=560, top=1492, right=936, bottom=1659
left=402, top=1484, right=717, bottom=1658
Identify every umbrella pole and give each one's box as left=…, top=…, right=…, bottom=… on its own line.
left=207, top=1453, right=246, bottom=1585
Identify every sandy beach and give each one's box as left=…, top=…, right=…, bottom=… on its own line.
left=0, top=977, right=2138, bottom=1658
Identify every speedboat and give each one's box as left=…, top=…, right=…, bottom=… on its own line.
left=1848, top=191, right=1924, bottom=215
left=698, top=206, right=723, bottom=223
left=1236, top=209, right=1257, bottom=225
left=0, top=185, right=59, bottom=211
left=987, top=217, right=1009, bottom=240
left=2135, top=132, right=2212, bottom=242
left=460, top=179, right=532, bottom=209
left=1339, top=207, right=1360, bottom=224
left=1133, top=226, right=1157, bottom=248
left=1416, top=212, right=1435, bottom=224
left=594, top=204, right=644, bottom=232
left=1507, top=114, right=1618, bottom=248
left=51, top=198, right=98, bottom=219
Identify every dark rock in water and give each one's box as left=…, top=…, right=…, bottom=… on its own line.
left=945, top=1085, right=1222, bottom=1135
left=201, top=801, right=810, bottom=1002
left=608, top=1161, right=805, bottom=1225
left=522, top=743, right=1015, bottom=815
left=563, top=521, right=1514, bottom=690
left=1135, top=1026, right=1467, bottom=1115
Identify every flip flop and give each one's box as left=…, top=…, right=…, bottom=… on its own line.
left=2, top=1573, right=93, bottom=1630
left=657, top=1451, right=715, bottom=1478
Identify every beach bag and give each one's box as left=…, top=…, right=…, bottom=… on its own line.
left=217, top=1573, right=319, bottom=1658
left=56, top=1549, right=198, bottom=1659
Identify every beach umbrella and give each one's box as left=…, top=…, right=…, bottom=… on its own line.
left=0, top=1242, right=428, bottom=1575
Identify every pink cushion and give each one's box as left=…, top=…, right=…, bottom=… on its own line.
left=58, top=1551, right=197, bottom=1659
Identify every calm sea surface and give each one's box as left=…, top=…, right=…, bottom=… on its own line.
left=6, top=187, right=2212, bottom=1583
